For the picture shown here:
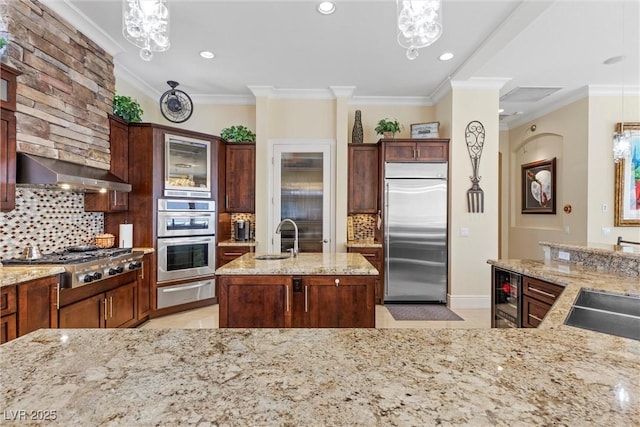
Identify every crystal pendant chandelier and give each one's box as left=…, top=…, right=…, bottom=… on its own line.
left=396, top=0, right=443, bottom=60
left=613, top=126, right=631, bottom=163
left=122, top=0, right=170, bottom=61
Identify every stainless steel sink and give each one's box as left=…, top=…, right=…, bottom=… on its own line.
left=565, top=289, right=640, bottom=341
left=254, top=253, right=291, bottom=260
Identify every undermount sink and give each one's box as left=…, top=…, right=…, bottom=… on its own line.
left=565, top=289, right=640, bottom=341
left=254, top=253, right=291, bottom=260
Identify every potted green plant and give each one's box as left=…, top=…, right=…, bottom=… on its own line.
left=375, top=118, right=402, bottom=138
left=0, top=37, right=7, bottom=57
left=221, top=125, right=256, bottom=142
left=112, top=94, right=143, bottom=122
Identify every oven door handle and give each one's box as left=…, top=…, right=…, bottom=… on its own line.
left=157, top=236, right=214, bottom=245
left=160, top=282, right=212, bottom=293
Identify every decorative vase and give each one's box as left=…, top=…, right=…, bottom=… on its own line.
left=352, top=110, right=363, bottom=144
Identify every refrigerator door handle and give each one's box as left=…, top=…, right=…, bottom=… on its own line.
left=384, top=181, right=390, bottom=298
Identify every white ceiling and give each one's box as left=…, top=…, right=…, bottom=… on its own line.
left=43, top=0, right=640, bottom=128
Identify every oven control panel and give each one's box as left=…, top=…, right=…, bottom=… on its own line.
left=70, top=255, right=144, bottom=288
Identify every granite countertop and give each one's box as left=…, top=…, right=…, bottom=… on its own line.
left=215, top=253, right=378, bottom=276
left=0, top=266, right=65, bottom=288
left=487, top=259, right=640, bottom=329
left=346, top=240, right=383, bottom=248
left=218, top=239, right=257, bottom=247
left=133, top=247, right=155, bottom=255
left=1, top=327, right=637, bottom=426
left=539, top=240, right=640, bottom=258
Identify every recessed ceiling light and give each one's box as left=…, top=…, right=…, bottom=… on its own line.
left=200, top=51, right=215, bottom=59
left=603, top=55, right=625, bottom=65
left=317, top=1, right=335, bottom=15
left=439, top=52, right=454, bottom=61
left=498, top=108, right=505, bottom=113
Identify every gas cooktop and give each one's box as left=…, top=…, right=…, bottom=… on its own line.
left=2, top=247, right=143, bottom=288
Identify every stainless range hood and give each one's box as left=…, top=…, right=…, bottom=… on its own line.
left=17, top=153, right=132, bottom=193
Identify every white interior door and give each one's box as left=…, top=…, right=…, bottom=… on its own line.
left=270, top=140, right=334, bottom=253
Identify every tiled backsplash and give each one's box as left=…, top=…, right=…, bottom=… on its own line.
left=0, top=188, right=103, bottom=260
left=230, top=213, right=255, bottom=240
left=351, top=214, right=377, bottom=241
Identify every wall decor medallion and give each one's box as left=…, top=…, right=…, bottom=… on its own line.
left=465, top=120, right=485, bottom=213
left=614, top=122, right=640, bottom=226
left=521, top=158, right=556, bottom=214
left=411, top=122, right=440, bottom=139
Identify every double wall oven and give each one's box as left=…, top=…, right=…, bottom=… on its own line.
left=156, top=199, right=216, bottom=309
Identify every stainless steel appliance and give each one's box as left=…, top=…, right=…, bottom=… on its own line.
left=234, top=220, right=250, bottom=241
left=492, top=267, right=522, bottom=328
left=157, top=199, right=216, bottom=237
left=384, top=162, right=447, bottom=302
left=164, top=134, right=211, bottom=198
left=156, top=199, right=216, bottom=283
left=2, top=247, right=143, bottom=288
left=157, top=278, right=215, bottom=309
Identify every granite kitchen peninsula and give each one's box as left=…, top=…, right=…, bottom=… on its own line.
left=215, top=253, right=378, bottom=328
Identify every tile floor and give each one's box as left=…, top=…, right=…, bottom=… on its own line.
left=140, top=305, right=491, bottom=329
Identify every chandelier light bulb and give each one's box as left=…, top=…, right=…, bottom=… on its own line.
left=613, top=131, right=631, bottom=163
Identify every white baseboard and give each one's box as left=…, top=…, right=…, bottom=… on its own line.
left=447, top=294, right=491, bottom=309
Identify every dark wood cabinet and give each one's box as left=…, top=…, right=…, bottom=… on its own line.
left=347, top=247, right=383, bottom=304
left=59, top=280, right=137, bottom=329
left=295, top=276, right=374, bottom=328
left=218, top=276, right=289, bottom=328
left=85, top=115, right=129, bottom=212
left=17, top=276, right=60, bottom=336
left=0, top=64, right=20, bottom=212
left=521, top=276, right=564, bottom=328
left=348, top=144, right=379, bottom=213
left=224, top=143, right=255, bottom=212
left=216, top=245, right=251, bottom=268
left=0, top=285, right=17, bottom=343
left=383, top=139, right=448, bottom=162
left=137, top=253, right=153, bottom=320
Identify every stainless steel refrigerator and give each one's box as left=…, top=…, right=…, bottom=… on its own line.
left=384, top=162, right=448, bottom=302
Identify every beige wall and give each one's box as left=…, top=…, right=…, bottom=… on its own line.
left=588, top=95, right=640, bottom=243
left=446, top=88, right=500, bottom=308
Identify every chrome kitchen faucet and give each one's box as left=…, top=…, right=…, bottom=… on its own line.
left=276, top=218, right=299, bottom=257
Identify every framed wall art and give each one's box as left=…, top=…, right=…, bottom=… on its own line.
left=521, top=158, right=556, bottom=214
left=614, top=122, right=640, bottom=226
left=410, top=122, right=439, bottom=139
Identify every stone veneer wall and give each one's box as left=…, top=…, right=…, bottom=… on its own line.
left=0, top=0, right=115, bottom=257
left=1, top=0, right=115, bottom=168
left=0, top=188, right=103, bottom=260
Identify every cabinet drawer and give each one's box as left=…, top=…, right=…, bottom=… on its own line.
left=0, top=285, right=17, bottom=315
left=522, top=276, right=564, bottom=305
left=522, top=295, right=551, bottom=328
left=217, top=246, right=251, bottom=267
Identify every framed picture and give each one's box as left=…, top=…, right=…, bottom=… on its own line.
left=614, top=122, right=640, bottom=226
left=521, top=158, right=556, bottom=214
left=411, top=122, right=439, bottom=139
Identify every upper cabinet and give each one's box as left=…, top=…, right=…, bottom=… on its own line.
left=348, top=143, right=379, bottom=214
left=85, top=115, right=129, bottom=212
left=224, top=143, right=255, bottom=212
left=0, top=64, right=21, bottom=212
left=382, top=138, right=449, bottom=162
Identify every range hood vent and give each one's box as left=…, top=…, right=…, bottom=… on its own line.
left=16, top=153, right=132, bottom=193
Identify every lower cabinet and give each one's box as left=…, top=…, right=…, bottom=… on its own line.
left=219, top=276, right=289, bottom=328
left=0, top=285, right=17, bottom=343
left=347, top=247, right=383, bottom=304
left=137, top=253, right=153, bottom=320
left=17, top=276, right=59, bottom=336
left=218, top=274, right=375, bottom=328
left=59, top=279, right=137, bottom=329
left=522, top=276, right=564, bottom=328
left=293, top=276, right=375, bottom=328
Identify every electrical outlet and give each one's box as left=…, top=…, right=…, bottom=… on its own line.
left=564, top=226, right=570, bottom=234
left=460, top=227, right=469, bottom=237
left=602, top=227, right=611, bottom=236
left=558, top=251, right=570, bottom=261
left=602, top=204, right=608, bottom=213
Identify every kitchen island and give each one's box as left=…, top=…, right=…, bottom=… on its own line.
left=1, top=326, right=638, bottom=426
left=215, top=253, right=378, bottom=328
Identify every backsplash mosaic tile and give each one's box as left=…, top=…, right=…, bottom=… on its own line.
left=230, top=213, right=255, bottom=240
left=351, top=214, right=377, bottom=241
left=0, top=188, right=103, bottom=260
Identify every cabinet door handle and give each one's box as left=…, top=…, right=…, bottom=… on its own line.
left=103, top=299, right=108, bottom=321
left=304, top=285, right=308, bottom=313
left=416, top=149, right=420, bottom=158
left=141, top=263, right=144, bottom=280
left=225, top=252, right=243, bottom=256
left=335, top=278, right=340, bottom=287
left=286, top=286, right=290, bottom=312
left=529, top=287, right=556, bottom=299
left=528, top=313, right=543, bottom=322
left=113, top=191, right=118, bottom=205
left=362, top=253, right=375, bottom=258
left=109, top=296, right=113, bottom=318
left=226, top=194, right=229, bottom=209
left=56, top=283, right=60, bottom=310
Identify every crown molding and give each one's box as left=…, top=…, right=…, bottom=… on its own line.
left=329, top=86, right=356, bottom=99
left=350, top=96, right=433, bottom=107
left=41, top=0, right=125, bottom=56
left=505, top=86, right=589, bottom=129
left=588, top=84, right=640, bottom=97
left=190, top=94, right=256, bottom=105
